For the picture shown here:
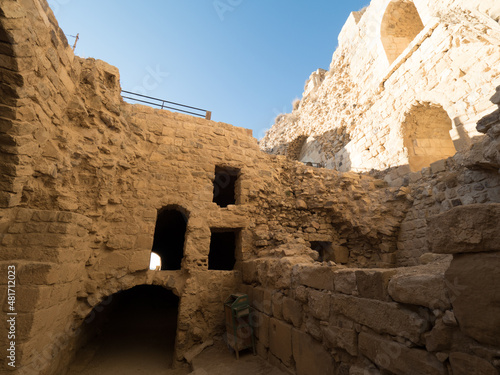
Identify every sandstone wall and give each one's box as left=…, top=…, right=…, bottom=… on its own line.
left=239, top=205, right=500, bottom=374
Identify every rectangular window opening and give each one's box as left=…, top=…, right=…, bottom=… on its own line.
left=209, top=229, right=240, bottom=270
left=213, top=166, right=240, bottom=207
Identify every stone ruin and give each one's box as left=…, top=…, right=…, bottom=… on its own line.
left=0, top=0, right=499, bottom=374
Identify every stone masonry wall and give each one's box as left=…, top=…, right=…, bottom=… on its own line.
left=2, top=0, right=500, bottom=374
left=248, top=161, right=413, bottom=268
left=261, top=0, right=500, bottom=173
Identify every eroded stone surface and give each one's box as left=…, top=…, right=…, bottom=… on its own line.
left=449, top=352, right=499, bottom=375
left=359, top=332, right=447, bottom=375
left=445, top=252, right=500, bottom=346
left=428, top=204, right=500, bottom=254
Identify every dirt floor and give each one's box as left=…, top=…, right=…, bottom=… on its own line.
left=68, top=333, right=288, bottom=375
left=190, top=338, right=290, bottom=375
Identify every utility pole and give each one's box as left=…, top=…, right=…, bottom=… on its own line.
left=72, top=33, right=79, bottom=51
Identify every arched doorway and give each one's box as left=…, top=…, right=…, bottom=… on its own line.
left=381, top=0, right=424, bottom=64
left=69, top=285, right=182, bottom=374
left=402, top=103, right=456, bottom=171
left=151, top=207, right=188, bottom=270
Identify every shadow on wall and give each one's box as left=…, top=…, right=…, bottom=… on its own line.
left=286, top=135, right=309, bottom=161
left=467, top=85, right=500, bottom=169
left=273, top=128, right=353, bottom=170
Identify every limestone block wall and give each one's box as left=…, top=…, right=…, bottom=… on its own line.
left=239, top=204, right=500, bottom=374
left=395, top=161, right=500, bottom=266
left=0, top=208, right=91, bottom=374
left=247, top=161, right=413, bottom=268
left=260, top=0, right=500, bottom=174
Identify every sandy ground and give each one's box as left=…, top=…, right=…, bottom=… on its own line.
left=191, top=338, right=290, bottom=375
left=68, top=331, right=288, bottom=375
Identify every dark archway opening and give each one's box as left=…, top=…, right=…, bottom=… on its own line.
left=209, top=229, right=238, bottom=270
left=213, top=166, right=240, bottom=207
left=152, top=208, right=188, bottom=270
left=310, top=241, right=334, bottom=262
left=69, top=285, right=181, bottom=374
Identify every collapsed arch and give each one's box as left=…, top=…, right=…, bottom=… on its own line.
left=381, top=0, right=424, bottom=64
left=287, top=135, right=308, bottom=161
left=151, top=206, right=189, bottom=270
left=402, top=103, right=456, bottom=171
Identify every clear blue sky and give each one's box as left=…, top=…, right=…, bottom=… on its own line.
left=49, top=0, right=368, bottom=139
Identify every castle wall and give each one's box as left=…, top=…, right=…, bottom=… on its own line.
left=260, top=0, right=500, bottom=173
left=239, top=204, right=500, bottom=374
left=1, top=0, right=500, bottom=374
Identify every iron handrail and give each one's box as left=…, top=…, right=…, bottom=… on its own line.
left=121, top=90, right=212, bottom=120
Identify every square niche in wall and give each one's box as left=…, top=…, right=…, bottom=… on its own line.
left=208, top=229, right=240, bottom=270
left=213, top=166, right=240, bottom=207
left=310, top=241, right=333, bottom=262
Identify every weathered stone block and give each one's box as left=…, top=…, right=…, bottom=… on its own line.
left=105, top=234, right=134, bottom=250
left=282, top=297, right=302, bottom=328
left=331, top=293, right=428, bottom=343
left=308, top=289, right=330, bottom=321
left=253, top=287, right=272, bottom=315
left=269, top=318, right=293, bottom=366
left=333, top=245, right=349, bottom=264
left=128, top=251, right=149, bottom=273
left=388, top=272, right=450, bottom=310
left=445, top=252, right=500, bottom=346
left=253, top=310, right=270, bottom=347
left=359, top=332, right=447, bottom=375
left=295, top=264, right=334, bottom=291
left=423, top=319, right=455, bottom=352
left=292, top=329, right=335, bottom=375
left=334, top=270, right=357, bottom=295
left=271, top=291, right=284, bottom=320
left=322, top=325, right=358, bottom=356
left=428, top=204, right=500, bottom=254
left=355, top=269, right=395, bottom=301
left=449, top=352, right=498, bottom=375
left=305, top=315, right=322, bottom=341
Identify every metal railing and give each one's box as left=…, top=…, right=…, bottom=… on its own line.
left=121, top=90, right=212, bottom=120
left=303, top=161, right=325, bottom=168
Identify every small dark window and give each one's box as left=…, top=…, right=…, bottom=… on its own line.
left=209, top=230, right=238, bottom=270
left=151, top=208, right=187, bottom=270
left=310, top=241, right=333, bottom=262
left=213, top=166, right=239, bottom=207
